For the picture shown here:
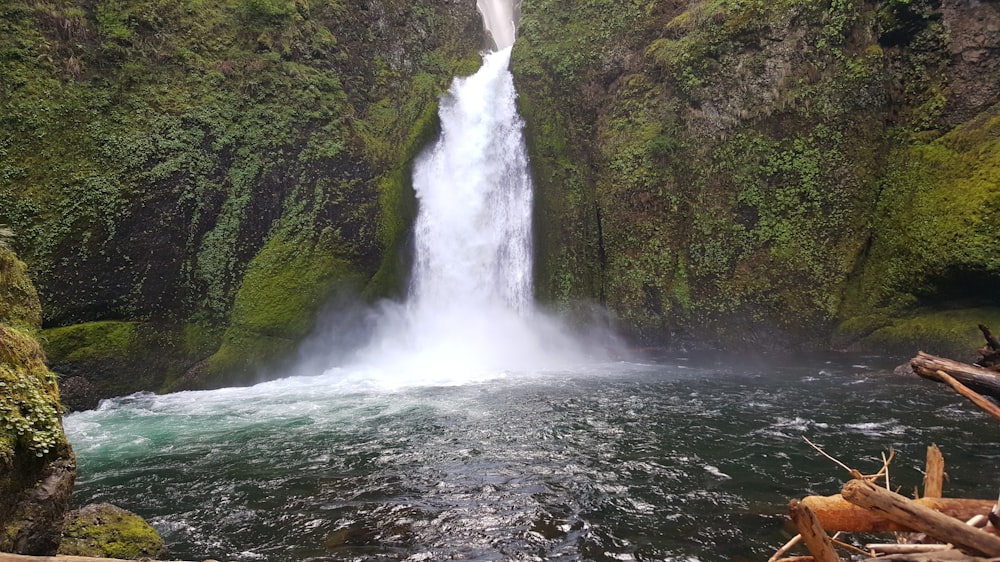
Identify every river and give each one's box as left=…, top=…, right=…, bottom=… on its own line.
left=64, top=354, right=999, bottom=561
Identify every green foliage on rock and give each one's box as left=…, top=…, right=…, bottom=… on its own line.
left=42, top=320, right=221, bottom=397
left=514, top=0, right=992, bottom=351
left=0, top=249, right=62, bottom=464
left=836, top=103, right=1000, bottom=353
left=59, top=503, right=166, bottom=560
left=514, top=0, right=889, bottom=345
left=195, top=230, right=364, bottom=387
left=2, top=0, right=481, bottom=391
left=41, top=321, right=138, bottom=364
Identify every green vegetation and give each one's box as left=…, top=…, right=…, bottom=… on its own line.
left=3, top=0, right=994, bottom=366
left=41, top=321, right=138, bottom=363
left=836, top=104, right=1000, bottom=352
left=0, top=248, right=63, bottom=464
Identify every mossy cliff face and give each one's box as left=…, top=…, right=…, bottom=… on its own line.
left=836, top=103, right=1000, bottom=359
left=0, top=246, right=76, bottom=555
left=1, top=0, right=483, bottom=392
left=513, top=0, right=1000, bottom=352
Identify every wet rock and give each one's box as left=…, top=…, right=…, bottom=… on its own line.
left=59, top=375, right=99, bottom=412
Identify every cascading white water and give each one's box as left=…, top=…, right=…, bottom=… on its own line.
left=344, top=3, right=591, bottom=385
left=411, top=0, right=529, bottom=315
left=410, top=47, right=532, bottom=316
left=476, top=0, right=519, bottom=50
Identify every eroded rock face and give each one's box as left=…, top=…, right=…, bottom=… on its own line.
left=0, top=247, right=76, bottom=555
left=940, top=0, right=1000, bottom=124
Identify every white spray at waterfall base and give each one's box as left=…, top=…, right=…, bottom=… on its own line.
left=341, top=47, right=600, bottom=388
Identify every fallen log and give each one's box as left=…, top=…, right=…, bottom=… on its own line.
left=801, top=493, right=995, bottom=532
left=865, top=544, right=955, bottom=554
left=935, top=370, right=1000, bottom=421
left=873, top=550, right=1000, bottom=562
left=911, top=352, right=1000, bottom=400
left=841, top=479, right=1000, bottom=556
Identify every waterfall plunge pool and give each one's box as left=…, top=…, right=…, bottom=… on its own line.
left=64, top=354, right=1000, bottom=561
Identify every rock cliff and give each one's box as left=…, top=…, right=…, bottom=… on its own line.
left=512, top=0, right=1000, bottom=355
left=0, top=244, right=75, bottom=555
left=0, top=0, right=484, bottom=394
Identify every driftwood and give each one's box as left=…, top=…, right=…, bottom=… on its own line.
left=866, top=544, right=956, bottom=554
left=788, top=499, right=842, bottom=562
left=924, top=444, right=945, bottom=498
left=935, top=370, right=1000, bottom=421
left=800, top=493, right=996, bottom=532
left=872, top=550, right=1000, bottom=562
left=841, top=479, right=1000, bottom=556
left=911, top=352, right=1000, bottom=400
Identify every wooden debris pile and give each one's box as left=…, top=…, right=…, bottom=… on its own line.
left=772, top=327, right=1000, bottom=561
left=771, top=445, right=1000, bottom=562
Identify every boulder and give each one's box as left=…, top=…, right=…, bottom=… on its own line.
left=59, top=503, right=166, bottom=560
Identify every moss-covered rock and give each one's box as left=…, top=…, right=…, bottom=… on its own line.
left=836, top=102, right=1000, bottom=353
left=513, top=0, right=1000, bottom=352
left=43, top=320, right=222, bottom=404
left=2, top=0, right=483, bottom=392
left=59, top=503, right=166, bottom=560
left=0, top=246, right=75, bottom=556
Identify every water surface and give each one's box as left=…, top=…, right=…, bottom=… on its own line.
left=65, top=354, right=1000, bottom=561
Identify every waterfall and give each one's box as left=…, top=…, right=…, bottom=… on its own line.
left=339, top=2, right=592, bottom=385
left=410, top=47, right=532, bottom=317
left=476, top=0, right=520, bottom=50
left=409, top=0, right=531, bottom=319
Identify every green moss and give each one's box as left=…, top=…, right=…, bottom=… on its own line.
left=0, top=247, right=42, bottom=331
left=41, top=321, right=138, bottom=364
left=195, top=223, right=364, bottom=386
left=840, top=308, right=1000, bottom=360
left=835, top=103, right=1000, bottom=353
left=59, top=503, right=165, bottom=560
left=844, top=103, right=1000, bottom=315
left=363, top=101, right=440, bottom=301
left=514, top=0, right=907, bottom=347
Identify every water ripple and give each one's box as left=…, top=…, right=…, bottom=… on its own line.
left=65, top=356, right=1000, bottom=561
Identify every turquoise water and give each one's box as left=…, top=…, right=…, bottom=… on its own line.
left=64, top=355, right=1000, bottom=561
